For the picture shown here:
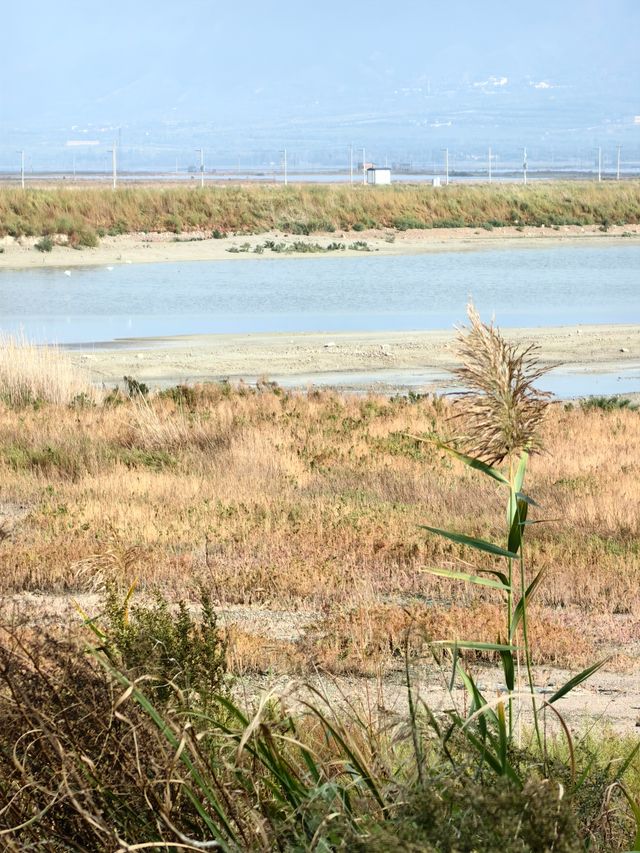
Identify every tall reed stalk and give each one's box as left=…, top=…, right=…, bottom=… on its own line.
left=415, top=305, right=607, bottom=771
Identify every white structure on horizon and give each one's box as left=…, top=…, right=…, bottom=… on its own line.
left=366, top=166, right=391, bottom=185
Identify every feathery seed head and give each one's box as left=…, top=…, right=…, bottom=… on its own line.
left=451, top=304, right=551, bottom=464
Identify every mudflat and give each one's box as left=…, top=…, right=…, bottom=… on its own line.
left=70, top=324, right=640, bottom=388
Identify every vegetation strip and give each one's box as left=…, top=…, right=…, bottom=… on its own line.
left=0, top=181, right=638, bottom=245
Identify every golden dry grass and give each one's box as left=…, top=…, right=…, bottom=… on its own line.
left=1, top=384, right=639, bottom=673
left=0, top=181, right=638, bottom=240
left=0, top=332, right=94, bottom=407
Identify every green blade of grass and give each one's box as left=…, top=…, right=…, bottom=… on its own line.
left=432, top=439, right=511, bottom=485
left=513, top=452, right=528, bottom=495
left=617, top=741, right=640, bottom=782
left=300, top=689, right=386, bottom=811
left=618, top=784, right=640, bottom=852
left=433, top=640, right=517, bottom=652
left=507, top=498, right=529, bottom=554
left=510, top=566, right=548, bottom=639
left=499, top=649, right=515, bottom=692
left=420, top=525, right=520, bottom=559
left=92, top=651, right=238, bottom=848
left=421, top=566, right=512, bottom=591
left=548, top=658, right=610, bottom=704
left=516, top=491, right=540, bottom=508
left=404, top=434, right=510, bottom=484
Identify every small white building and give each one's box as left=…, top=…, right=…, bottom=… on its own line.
left=366, top=167, right=391, bottom=185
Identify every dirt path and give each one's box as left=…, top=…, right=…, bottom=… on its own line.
left=4, top=592, right=639, bottom=734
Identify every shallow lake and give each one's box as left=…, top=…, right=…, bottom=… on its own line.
left=1, top=244, right=639, bottom=345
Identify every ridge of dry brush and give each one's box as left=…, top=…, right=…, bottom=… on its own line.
left=1, top=181, right=639, bottom=240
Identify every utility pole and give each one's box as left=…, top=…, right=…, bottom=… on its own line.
left=488, top=146, right=492, bottom=183
left=597, top=146, right=602, bottom=182
left=523, top=148, right=528, bottom=185
left=362, top=147, right=366, bottom=184
left=19, top=150, right=24, bottom=189
left=443, top=148, right=449, bottom=185
left=111, top=144, right=117, bottom=190
left=283, top=148, right=287, bottom=185
left=195, top=148, right=204, bottom=188
left=349, top=145, right=353, bottom=185
left=616, top=145, right=622, bottom=181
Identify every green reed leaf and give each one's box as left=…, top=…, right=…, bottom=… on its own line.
left=420, top=525, right=520, bottom=559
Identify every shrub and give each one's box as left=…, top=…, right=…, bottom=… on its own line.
left=69, top=227, right=99, bottom=248
left=165, top=213, right=183, bottom=234
left=55, top=216, right=75, bottom=234
left=392, top=215, right=427, bottom=231
left=34, top=235, right=54, bottom=252
left=100, top=584, right=227, bottom=708
left=107, top=220, right=128, bottom=236
left=352, top=777, right=581, bottom=853
left=123, top=375, right=149, bottom=397
left=580, top=395, right=638, bottom=412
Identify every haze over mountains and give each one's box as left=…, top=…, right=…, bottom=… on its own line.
left=1, top=0, right=638, bottom=172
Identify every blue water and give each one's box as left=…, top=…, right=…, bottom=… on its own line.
left=0, top=244, right=638, bottom=344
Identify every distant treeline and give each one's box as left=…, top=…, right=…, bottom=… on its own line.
left=0, top=181, right=639, bottom=243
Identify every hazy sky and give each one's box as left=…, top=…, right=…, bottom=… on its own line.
left=2, top=0, right=638, bottom=127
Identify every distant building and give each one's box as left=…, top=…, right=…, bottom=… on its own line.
left=366, top=167, right=391, bottom=185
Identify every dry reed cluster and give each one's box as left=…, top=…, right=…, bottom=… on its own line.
left=0, top=332, right=94, bottom=406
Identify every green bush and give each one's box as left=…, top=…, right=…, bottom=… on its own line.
left=123, top=375, right=149, bottom=397
left=118, top=447, right=176, bottom=470
left=165, top=213, right=183, bottom=234
left=34, top=236, right=54, bottom=252
left=352, top=777, right=581, bottom=853
left=101, top=585, right=227, bottom=709
left=70, top=227, right=99, bottom=248
left=54, top=216, right=75, bottom=234
left=580, top=396, right=638, bottom=412
left=392, top=215, right=427, bottom=231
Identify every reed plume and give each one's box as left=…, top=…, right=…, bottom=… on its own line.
left=451, top=304, right=551, bottom=464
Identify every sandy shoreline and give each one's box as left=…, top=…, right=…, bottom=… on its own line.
left=69, top=324, right=640, bottom=391
left=1, top=222, right=640, bottom=269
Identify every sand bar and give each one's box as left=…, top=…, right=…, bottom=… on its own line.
left=1, top=223, right=639, bottom=269
left=69, top=324, right=640, bottom=389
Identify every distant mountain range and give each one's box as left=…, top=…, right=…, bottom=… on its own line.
left=1, top=72, right=638, bottom=173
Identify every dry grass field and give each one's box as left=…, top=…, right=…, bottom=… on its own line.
left=2, top=369, right=638, bottom=678
left=3, top=329, right=640, bottom=849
